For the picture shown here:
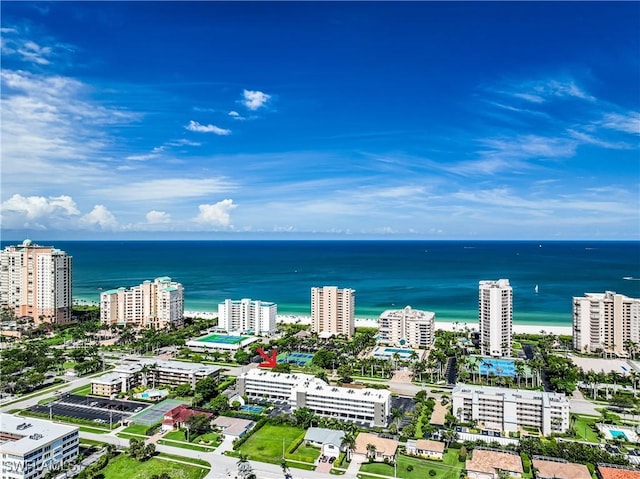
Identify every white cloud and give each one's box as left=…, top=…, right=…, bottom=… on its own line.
left=1, top=194, right=79, bottom=220
left=97, top=178, right=235, bottom=201
left=146, top=210, right=171, bottom=224
left=185, top=120, right=231, bottom=135
left=599, top=112, right=640, bottom=134
left=242, top=89, right=270, bottom=110
left=566, top=129, right=632, bottom=149
left=194, top=199, right=237, bottom=227
left=80, top=205, right=118, bottom=230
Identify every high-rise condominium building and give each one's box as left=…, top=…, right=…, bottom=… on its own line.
left=573, top=291, right=640, bottom=357
left=100, top=276, right=184, bottom=329
left=218, top=298, right=277, bottom=335
left=378, top=306, right=435, bottom=349
left=0, top=239, right=72, bottom=324
left=479, top=279, right=513, bottom=357
left=311, top=286, right=355, bottom=339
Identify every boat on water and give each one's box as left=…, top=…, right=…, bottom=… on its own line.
left=534, top=284, right=539, bottom=293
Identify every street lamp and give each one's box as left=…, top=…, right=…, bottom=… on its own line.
left=49, top=403, right=53, bottom=422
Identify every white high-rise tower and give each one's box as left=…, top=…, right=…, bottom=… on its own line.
left=479, top=279, right=513, bottom=357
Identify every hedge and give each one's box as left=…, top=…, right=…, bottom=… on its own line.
left=232, top=416, right=268, bottom=449
left=287, top=431, right=305, bottom=454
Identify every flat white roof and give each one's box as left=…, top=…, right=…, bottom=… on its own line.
left=453, top=383, right=569, bottom=404
left=0, top=413, right=78, bottom=456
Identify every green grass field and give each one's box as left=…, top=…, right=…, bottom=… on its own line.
left=359, top=451, right=463, bottom=479
left=98, top=453, right=208, bottom=479
left=69, top=384, right=92, bottom=396
left=121, top=424, right=150, bottom=436
left=238, top=424, right=306, bottom=465
left=571, top=415, right=602, bottom=443
left=287, top=444, right=321, bottom=463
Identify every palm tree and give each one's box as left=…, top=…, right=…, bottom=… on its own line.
left=366, top=443, right=377, bottom=460
left=280, top=458, right=289, bottom=475
left=514, top=360, right=525, bottom=388
left=237, top=453, right=255, bottom=479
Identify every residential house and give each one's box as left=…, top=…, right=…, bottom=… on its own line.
left=303, top=427, right=345, bottom=459
left=532, top=457, right=591, bottom=479
left=405, top=439, right=445, bottom=460
left=161, top=405, right=211, bottom=431
left=465, top=448, right=523, bottom=479
left=353, top=432, right=398, bottom=462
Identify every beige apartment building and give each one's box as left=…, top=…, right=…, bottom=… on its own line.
left=100, top=276, right=184, bottom=329
left=479, top=279, right=513, bottom=357
left=573, top=291, right=640, bottom=357
left=378, top=306, right=435, bottom=349
left=452, top=384, right=570, bottom=437
left=311, top=286, right=355, bottom=339
left=0, top=239, right=73, bottom=324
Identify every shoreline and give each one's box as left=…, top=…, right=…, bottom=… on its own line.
left=182, top=311, right=573, bottom=336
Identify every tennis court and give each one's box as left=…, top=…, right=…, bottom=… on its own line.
left=199, top=334, right=247, bottom=344
left=277, top=352, right=314, bottom=366
left=127, top=398, right=185, bottom=426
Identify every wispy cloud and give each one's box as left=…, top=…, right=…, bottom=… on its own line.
left=242, top=89, right=270, bottom=110
left=502, top=78, right=596, bottom=104
left=598, top=111, right=640, bottom=135
left=185, top=120, right=231, bottom=135
left=95, top=178, right=235, bottom=202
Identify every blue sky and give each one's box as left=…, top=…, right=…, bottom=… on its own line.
left=1, top=2, right=639, bottom=240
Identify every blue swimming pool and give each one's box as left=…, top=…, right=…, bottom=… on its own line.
left=240, top=405, right=265, bottom=414
left=610, top=430, right=628, bottom=440
left=477, top=358, right=517, bottom=377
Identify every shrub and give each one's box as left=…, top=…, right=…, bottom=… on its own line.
left=406, top=465, right=414, bottom=472
left=287, top=432, right=305, bottom=454
left=521, top=453, right=531, bottom=473
left=429, top=469, right=437, bottom=477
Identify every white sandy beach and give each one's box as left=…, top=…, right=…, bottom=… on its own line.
left=274, top=314, right=573, bottom=336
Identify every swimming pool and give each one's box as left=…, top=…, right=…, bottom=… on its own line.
left=371, top=346, right=416, bottom=360
left=610, top=430, right=628, bottom=440
left=475, top=357, right=518, bottom=377
left=240, top=405, right=265, bottom=414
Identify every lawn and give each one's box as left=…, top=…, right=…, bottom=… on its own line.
left=121, top=424, right=150, bottom=436
left=69, top=384, right=91, bottom=396
left=571, top=415, right=601, bottom=443
left=360, top=453, right=464, bottom=479
left=163, top=430, right=220, bottom=445
left=238, top=424, right=306, bottom=465
left=98, top=453, right=208, bottom=479
left=288, top=444, right=321, bottom=463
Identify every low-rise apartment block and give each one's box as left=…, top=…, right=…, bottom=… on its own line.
left=236, top=369, right=390, bottom=427
left=218, top=298, right=277, bottom=335
left=377, top=306, right=435, bottom=349
left=452, top=384, right=569, bottom=436
left=0, top=413, right=79, bottom=479
left=91, top=358, right=220, bottom=396
left=100, top=276, right=184, bottom=329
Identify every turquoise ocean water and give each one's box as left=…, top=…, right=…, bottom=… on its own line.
left=4, top=240, right=638, bottom=327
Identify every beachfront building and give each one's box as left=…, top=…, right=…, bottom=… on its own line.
left=311, top=286, right=355, bottom=339
left=572, top=291, right=640, bottom=358
left=91, top=358, right=220, bottom=395
left=377, top=305, right=435, bottom=349
left=100, top=276, right=184, bottom=329
left=0, top=413, right=79, bottom=479
left=0, top=239, right=72, bottom=324
left=218, top=298, right=277, bottom=335
left=236, top=369, right=390, bottom=427
left=478, top=279, right=513, bottom=357
left=452, top=384, right=570, bottom=436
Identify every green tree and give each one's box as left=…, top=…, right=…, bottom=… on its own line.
left=208, top=394, right=229, bottom=414
left=195, top=376, right=219, bottom=402
left=185, top=413, right=212, bottom=437
left=311, top=349, right=337, bottom=369
left=293, top=407, right=316, bottom=428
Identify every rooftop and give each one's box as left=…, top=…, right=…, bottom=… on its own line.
left=409, top=439, right=445, bottom=453
left=597, top=464, right=640, bottom=479
left=354, top=432, right=398, bottom=457
left=465, top=449, right=523, bottom=475
left=0, top=413, right=78, bottom=455
left=304, top=427, right=345, bottom=446
left=212, top=416, right=254, bottom=437
left=532, top=458, right=591, bottom=479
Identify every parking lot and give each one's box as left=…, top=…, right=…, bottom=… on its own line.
left=28, top=394, right=150, bottom=426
